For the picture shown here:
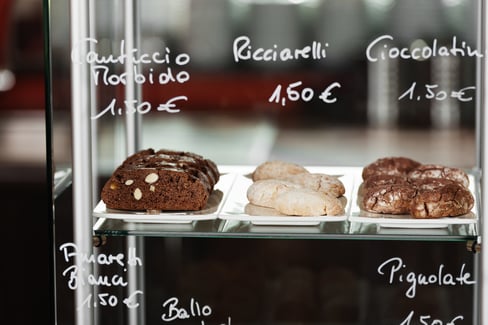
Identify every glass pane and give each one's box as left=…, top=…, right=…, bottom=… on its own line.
left=47, top=0, right=480, bottom=324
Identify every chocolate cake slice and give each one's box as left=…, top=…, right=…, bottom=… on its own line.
left=101, top=149, right=220, bottom=211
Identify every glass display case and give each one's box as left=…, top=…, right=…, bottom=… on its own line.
left=46, top=0, right=488, bottom=324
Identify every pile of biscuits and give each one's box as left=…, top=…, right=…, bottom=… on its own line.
left=246, top=161, right=347, bottom=216
left=360, top=157, right=474, bottom=219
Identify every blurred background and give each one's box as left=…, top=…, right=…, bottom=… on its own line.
left=0, top=0, right=44, bottom=169
left=48, top=0, right=478, bottom=172
left=0, top=0, right=49, bottom=324
left=1, top=0, right=481, bottom=324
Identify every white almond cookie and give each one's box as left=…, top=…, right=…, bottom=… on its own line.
left=283, top=173, right=345, bottom=198
left=323, top=194, right=347, bottom=216
left=274, top=188, right=345, bottom=216
left=273, top=188, right=327, bottom=216
left=244, top=203, right=282, bottom=216
left=252, top=160, right=309, bottom=181
left=246, top=179, right=299, bottom=209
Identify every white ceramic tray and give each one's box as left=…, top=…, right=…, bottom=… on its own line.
left=349, top=174, right=478, bottom=228
left=93, top=172, right=236, bottom=223
left=218, top=166, right=355, bottom=226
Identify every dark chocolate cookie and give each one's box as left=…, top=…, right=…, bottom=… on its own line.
left=362, top=174, right=410, bottom=191
left=362, top=157, right=421, bottom=181
left=361, top=184, right=417, bottom=214
left=407, top=164, right=469, bottom=188
left=410, top=180, right=474, bottom=218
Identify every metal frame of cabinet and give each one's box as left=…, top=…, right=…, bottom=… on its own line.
left=478, top=1, right=487, bottom=323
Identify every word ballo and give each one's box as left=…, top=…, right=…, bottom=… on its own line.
left=161, top=297, right=212, bottom=322
left=161, top=297, right=231, bottom=325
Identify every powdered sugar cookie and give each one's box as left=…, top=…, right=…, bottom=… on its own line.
left=273, top=188, right=328, bottom=216
left=283, top=173, right=345, bottom=198
left=274, top=188, right=345, bottom=216
left=246, top=179, right=299, bottom=209
left=252, top=160, right=309, bottom=182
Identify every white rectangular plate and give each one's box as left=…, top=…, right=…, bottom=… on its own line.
left=93, top=172, right=236, bottom=223
left=218, top=166, right=355, bottom=226
left=349, top=174, right=478, bottom=228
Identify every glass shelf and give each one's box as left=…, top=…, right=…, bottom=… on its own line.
left=93, top=218, right=477, bottom=241
left=53, top=167, right=72, bottom=199
left=93, top=166, right=480, bottom=241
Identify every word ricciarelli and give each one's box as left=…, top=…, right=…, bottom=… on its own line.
left=233, top=35, right=328, bottom=63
